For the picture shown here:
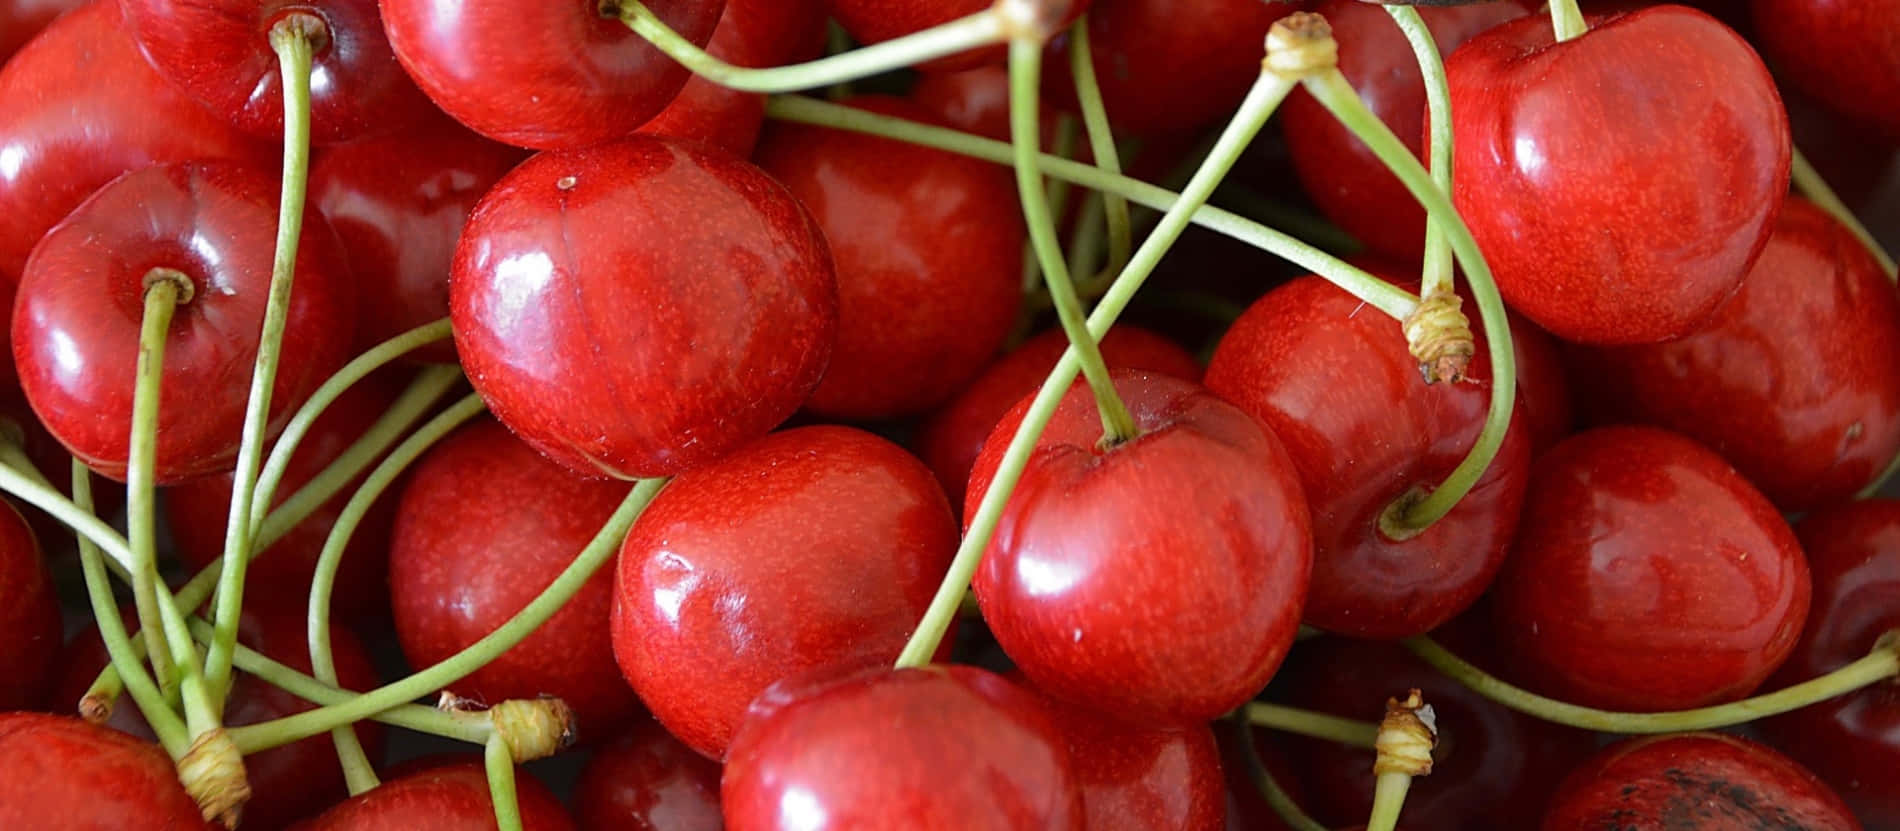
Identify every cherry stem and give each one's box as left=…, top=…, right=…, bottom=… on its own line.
left=129, top=276, right=188, bottom=704
left=484, top=733, right=524, bottom=831
left=893, top=67, right=1299, bottom=667
left=823, top=21, right=854, bottom=101
left=1402, top=631, right=1900, bottom=733
left=1368, top=773, right=1413, bottom=831
left=1792, top=147, right=1897, bottom=280
left=1385, top=7, right=1454, bottom=302
left=0, top=443, right=136, bottom=570
left=1244, top=701, right=1380, bottom=749
left=224, top=473, right=667, bottom=755
left=1020, top=116, right=1082, bottom=299
left=1231, top=715, right=1329, bottom=831
left=1066, top=15, right=1132, bottom=280
left=1549, top=0, right=1587, bottom=43
left=609, top=2, right=1005, bottom=93
left=1368, top=690, right=1435, bottom=831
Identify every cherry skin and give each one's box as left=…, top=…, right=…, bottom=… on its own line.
left=721, top=664, right=1085, bottom=830
left=1216, top=726, right=1304, bottom=831
left=389, top=418, right=641, bottom=736
left=969, top=371, right=1313, bottom=725
left=572, top=719, right=723, bottom=831
left=827, top=0, right=1088, bottom=73
left=913, top=324, right=1200, bottom=509
left=635, top=0, right=828, bottom=158
left=1205, top=274, right=1532, bottom=639
left=290, top=760, right=575, bottom=830
left=450, top=135, right=837, bottom=480
left=0, top=713, right=212, bottom=829
left=0, top=392, right=122, bottom=548
left=0, top=0, right=82, bottom=63
left=1035, top=690, right=1224, bottom=831
left=1446, top=6, right=1790, bottom=344
left=613, top=425, right=956, bottom=759
left=13, top=160, right=355, bottom=483
left=1491, top=425, right=1810, bottom=712
left=754, top=95, right=1024, bottom=420
left=1751, top=0, right=1900, bottom=139
left=0, top=0, right=268, bottom=287
left=0, top=497, right=57, bottom=712
left=1540, top=733, right=1861, bottom=830
left=909, top=64, right=1014, bottom=142
left=380, top=0, right=724, bottom=150
left=1573, top=197, right=1900, bottom=513
left=1758, top=500, right=1900, bottom=827
left=1279, top=0, right=1526, bottom=262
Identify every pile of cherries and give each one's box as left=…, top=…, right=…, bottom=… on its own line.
left=0, top=0, right=1894, bottom=829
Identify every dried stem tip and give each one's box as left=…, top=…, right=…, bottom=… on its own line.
left=491, top=697, right=578, bottom=763
left=1265, top=12, right=1338, bottom=79
left=1373, top=689, right=1437, bottom=777
left=1404, top=292, right=1476, bottom=385
left=177, top=728, right=252, bottom=829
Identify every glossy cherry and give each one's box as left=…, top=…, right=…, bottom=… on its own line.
left=910, top=64, right=1014, bottom=142
left=635, top=0, right=827, bottom=157
left=1205, top=274, right=1531, bottom=639
left=1492, top=425, right=1810, bottom=711
left=572, top=719, right=723, bottom=831
left=0, top=713, right=211, bottom=829
left=1751, top=0, right=1900, bottom=139
left=969, top=371, right=1312, bottom=725
left=380, top=0, right=724, bottom=150
left=1758, top=500, right=1900, bottom=828
left=754, top=95, right=1023, bottom=420
left=613, top=425, right=956, bottom=759
left=450, top=135, right=836, bottom=480
left=721, top=664, right=1085, bottom=830
left=390, top=418, right=641, bottom=736
left=290, top=760, right=574, bottom=830
left=0, top=0, right=82, bottom=63
left=0, top=497, right=57, bottom=711
left=1540, top=733, right=1861, bottom=830
left=13, top=161, right=354, bottom=483
left=1574, top=197, right=1900, bottom=512
left=1037, top=691, right=1224, bottom=831
left=1446, top=6, right=1790, bottom=344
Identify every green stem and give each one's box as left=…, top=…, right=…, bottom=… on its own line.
left=1245, top=702, right=1380, bottom=749
left=1209, top=183, right=1362, bottom=255
left=0, top=444, right=135, bottom=572
left=1386, top=7, right=1454, bottom=300
left=612, top=2, right=1004, bottom=93
left=1792, top=147, right=1897, bottom=280
left=1066, top=15, right=1132, bottom=279
left=1367, top=772, right=1413, bottom=831
left=1022, top=116, right=1083, bottom=298
left=823, top=20, right=854, bottom=101
left=1549, top=0, right=1587, bottom=42
left=1064, top=190, right=1110, bottom=286
left=1402, top=631, right=1900, bottom=733
left=1231, top=716, right=1329, bottom=831
left=128, top=277, right=186, bottom=703
left=485, top=733, right=524, bottom=831
left=894, top=70, right=1298, bottom=667
left=225, top=477, right=667, bottom=755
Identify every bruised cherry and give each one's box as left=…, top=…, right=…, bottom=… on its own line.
left=573, top=719, right=722, bottom=831
left=0, top=496, right=57, bottom=711
left=290, top=760, right=574, bottom=830
left=1540, top=733, right=1860, bottom=830
left=0, top=713, right=211, bottom=829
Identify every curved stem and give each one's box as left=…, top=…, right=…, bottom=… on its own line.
left=1066, top=15, right=1132, bottom=279
left=129, top=279, right=185, bottom=702
left=1367, top=773, right=1413, bottom=831
left=1231, top=715, right=1328, bottom=831
left=1792, top=146, right=1897, bottom=280
left=0, top=444, right=134, bottom=572
left=1385, top=7, right=1454, bottom=300
left=484, top=733, right=524, bottom=831
left=1549, top=0, right=1587, bottom=42
left=611, top=2, right=1003, bottom=93
left=1402, top=632, right=1900, bottom=733
left=895, top=70, right=1298, bottom=667
left=1022, top=116, right=1083, bottom=298
left=1245, top=702, right=1379, bottom=750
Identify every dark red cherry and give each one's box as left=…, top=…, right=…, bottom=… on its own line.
left=754, top=96, right=1023, bottom=420
left=0, top=497, right=57, bottom=711
left=1573, top=197, right=1900, bottom=512
left=910, top=64, right=1014, bottom=142
left=1279, top=0, right=1525, bottom=262
left=1540, top=733, right=1860, bottom=831
left=13, top=161, right=354, bottom=483
left=572, top=719, right=722, bottom=831
left=829, top=0, right=1093, bottom=74
left=1205, top=274, right=1532, bottom=639
left=969, top=371, right=1312, bottom=725
left=635, top=0, right=828, bottom=157
left=290, top=760, right=574, bottom=830
left=390, top=418, right=641, bottom=736
left=1503, top=305, right=1573, bottom=457
left=613, top=425, right=956, bottom=759
left=1492, top=425, right=1809, bottom=711
left=0, top=713, right=211, bottom=829
left=380, top=0, right=725, bottom=150
left=0, top=0, right=269, bottom=286
left=722, top=665, right=1085, bottom=830
left=1217, top=725, right=1304, bottom=831
left=1447, top=6, right=1790, bottom=344
left=0, top=0, right=82, bottom=63
left=1037, top=692, right=1224, bottom=831
left=450, top=136, right=836, bottom=480
left=1751, top=0, right=1900, bottom=139
left=1758, top=500, right=1900, bottom=828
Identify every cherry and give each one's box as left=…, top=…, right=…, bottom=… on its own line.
left=1491, top=300, right=1572, bottom=457
left=572, top=718, right=722, bottom=831
left=0, top=0, right=81, bottom=63
left=1037, top=691, right=1224, bottom=831
left=910, top=64, right=1015, bottom=143
left=1205, top=274, right=1532, bottom=639
left=450, top=135, right=836, bottom=480
left=0, top=713, right=211, bottom=829
left=635, top=0, right=828, bottom=158
left=968, top=371, right=1312, bottom=725
left=380, top=0, right=725, bottom=150
left=1757, top=499, right=1900, bottom=827
left=613, top=425, right=956, bottom=759
left=0, top=496, right=57, bottom=711
left=754, top=95, right=1024, bottom=420
left=913, top=324, right=1200, bottom=508
left=1446, top=6, right=1790, bottom=344
left=1751, top=0, right=1900, bottom=139
left=389, top=417, right=641, bottom=737
left=13, top=160, right=354, bottom=483
left=1540, top=733, right=1860, bottom=830
left=1572, top=197, right=1900, bottom=512
left=290, top=760, right=574, bottom=830
left=0, top=0, right=268, bottom=287
left=1216, top=725, right=1305, bottom=831
left=0, top=391, right=122, bottom=549
left=1279, top=0, right=1526, bottom=262
left=721, top=664, right=1085, bottom=830
left=1491, top=425, right=1810, bottom=712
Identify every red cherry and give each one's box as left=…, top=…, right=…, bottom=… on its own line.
left=1205, top=274, right=1532, bottom=639
left=1751, top=0, right=1900, bottom=139
left=379, top=0, right=725, bottom=150
left=910, top=64, right=1014, bottom=142
left=13, top=161, right=355, bottom=483
left=613, top=425, right=956, bottom=759
left=1279, top=0, right=1526, bottom=262
left=634, top=0, right=828, bottom=158
left=291, top=760, right=574, bottom=830
left=0, top=0, right=269, bottom=286
left=1758, top=500, right=1900, bottom=827
left=389, top=418, right=641, bottom=736
left=0, top=391, right=122, bottom=548
left=0, top=713, right=211, bottom=829
left=0, top=0, right=82, bottom=63
left=450, top=136, right=836, bottom=480
left=1540, top=733, right=1860, bottom=830
left=722, top=665, right=1086, bottom=830
left=754, top=96, right=1024, bottom=420
left=1216, top=725, right=1305, bottom=831
left=0, top=497, right=57, bottom=711
left=1573, top=197, right=1900, bottom=512
left=1037, top=695, right=1224, bottom=831
left=1502, top=305, right=1573, bottom=457
left=969, top=371, right=1313, bottom=724
left=572, top=719, right=722, bottom=831
left=1446, top=6, right=1790, bottom=344
left=1491, top=425, right=1810, bottom=711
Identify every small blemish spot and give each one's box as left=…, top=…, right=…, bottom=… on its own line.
left=557, top=176, right=578, bottom=190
